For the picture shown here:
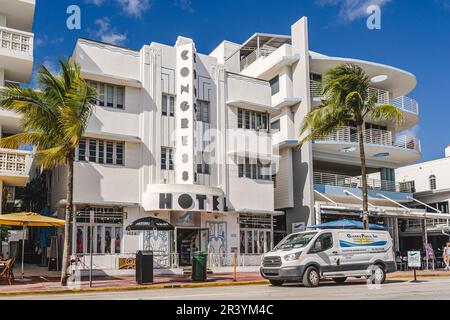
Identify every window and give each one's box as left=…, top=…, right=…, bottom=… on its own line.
left=310, top=233, right=333, bottom=253
left=237, top=108, right=269, bottom=132
left=310, top=73, right=322, bottom=82
left=238, top=157, right=271, bottom=181
left=197, top=152, right=210, bottom=174
left=399, top=180, right=415, bottom=193
left=162, top=94, right=175, bottom=117
left=269, top=75, right=280, bottom=96
left=74, top=207, right=124, bottom=254
left=271, top=120, right=280, bottom=133
left=78, top=139, right=86, bottom=161
left=429, top=175, right=437, bottom=190
left=365, top=123, right=388, bottom=131
left=196, top=100, right=210, bottom=123
left=77, top=138, right=124, bottom=165
left=161, top=147, right=174, bottom=170
left=87, top=80, right=125, bottom=109
left=272, top=174, right=277, bottom=189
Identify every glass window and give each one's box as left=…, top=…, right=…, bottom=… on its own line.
left=169, top=96, right=175, bottom=117
left=161, top=147, right=167, bottom=170
left=245, top=111, right=250, bottom=129
left=311, top=233, right=333, bottom=252
left=116, top=142, right=124, bottom=165
left=78, top=139, right=86, bottom=161
left=106, top=142, right=114, bottom=164
left=274, top=232, right=317, bottom=250
left=238, top=109, right=243, bottom=128
left=162, top=95, right=168, bottom=116
left=430, top=175, right=437, bottom=190
left=89, top=139, right=97, bottom=162
left=269, top=75, right=280, bottom=96
left=98, top=83, right=105, bottom=107
left=106, top=85, right=114, bottom=107
left=168, top=148, right=174, bottom=170
left=116, top=87, right=124, bottom=109
left=98, top=141, right=104, bottom=164
left=271, top=120, right=280, bottom=133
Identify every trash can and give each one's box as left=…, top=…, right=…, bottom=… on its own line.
left=192, top=251, right=208, bottom=281
left=136, top=250, right=153, bottom=285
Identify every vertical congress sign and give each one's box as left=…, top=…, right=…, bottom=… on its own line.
left=176, top=40, right=196, bottom=184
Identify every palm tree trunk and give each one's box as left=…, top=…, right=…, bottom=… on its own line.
left=357, top=122, right=369, bottom=230
left=60, top=152, right=74, bottom=286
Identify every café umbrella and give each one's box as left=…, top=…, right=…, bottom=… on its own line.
left=0, top=212, right=65, bottom=279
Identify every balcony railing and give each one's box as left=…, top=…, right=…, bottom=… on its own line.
left=314, top=171, right=412, bottom=193
left=0, top=26, right=33, bottom=55
left=310, top=80, right=419, bottom=115
left=0, top=148, right=30, bottom=176
left=240, top=47, right=277, bottom=71
left=315, top=127, right=421, bottom=152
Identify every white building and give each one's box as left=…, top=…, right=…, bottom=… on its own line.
left=0, top=0, right=35, bottom=213
left=230, top=16, right=449, bottom=252
left=396, top=146, right=450, bottom=251
left=51, top=33, right=280, bottom=270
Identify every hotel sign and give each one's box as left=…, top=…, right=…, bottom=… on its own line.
left=159, top=193, right=226, bottom=212
left=176, top=41, right=196, bottom=184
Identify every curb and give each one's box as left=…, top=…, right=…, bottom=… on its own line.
left=388, top=273, right=450, bottom=279
left=0, top=279, right=270, bottom=297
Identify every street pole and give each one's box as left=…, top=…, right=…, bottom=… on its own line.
left=233, top=253, right=237, bottom=282
left=89, top=210, right=94, bottom=288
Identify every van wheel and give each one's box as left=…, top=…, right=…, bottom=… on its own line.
left=370, top=265, right=386, bottom=284
left=303, top=266, right=320, bottom=287
left=333, top=277, right=347, bottom=284
left=269, top=280, right=284, bottom=287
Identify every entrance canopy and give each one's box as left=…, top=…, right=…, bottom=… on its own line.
left=126, top=217, right=174, bottom=231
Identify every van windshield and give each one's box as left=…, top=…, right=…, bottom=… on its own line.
left=274, top=232, right=318, bottom=250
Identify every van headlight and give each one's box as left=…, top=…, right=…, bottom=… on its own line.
left=284, top=252, right=302, bottom=261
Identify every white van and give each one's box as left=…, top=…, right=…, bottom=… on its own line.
left=260, top=229, right=396, bottom=287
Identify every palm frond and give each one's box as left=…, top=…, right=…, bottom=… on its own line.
left=369, top=104, right=404, bottom=125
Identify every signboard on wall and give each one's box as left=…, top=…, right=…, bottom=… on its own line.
left=176, top=39, right=196, bottom=184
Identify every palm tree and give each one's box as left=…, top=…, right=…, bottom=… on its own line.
left=299, top=63, right=403, bottom=229
left=0, top=60, right=97, bottom=285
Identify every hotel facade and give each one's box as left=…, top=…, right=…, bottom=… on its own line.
left=48, top=16, right=449, bottom=271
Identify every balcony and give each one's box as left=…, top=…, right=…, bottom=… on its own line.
left=316, top=127, right=420, bottom=152
left=0, top=26, right=34, bottom=83
left=310, top=80, right=419, bottom=116
left=313, top=127, right=421, bottom=165
left=0, top=148, right=33, bottom=186
left=313, top=171, right=413, bottom=202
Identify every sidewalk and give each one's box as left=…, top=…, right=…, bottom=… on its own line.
left=1, top=270, right=450, bottom=296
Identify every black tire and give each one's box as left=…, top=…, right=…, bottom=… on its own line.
left=269, top=280, right=284, bottom=287
left=370, top=264, right=386, bottom=284
left=302, top=266, right=320, bottom=288
left=332, top=277, right=347, bottom=284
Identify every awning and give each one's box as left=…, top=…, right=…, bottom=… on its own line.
left=126, top=217, right=174, bottom=231
left=310, top=219, right=387, bottom=230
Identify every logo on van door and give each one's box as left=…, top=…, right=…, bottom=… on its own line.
left=339, top=233, right=387, bottom=247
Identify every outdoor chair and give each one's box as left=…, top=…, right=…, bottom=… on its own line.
left=0, top=257, right=15, bottom=285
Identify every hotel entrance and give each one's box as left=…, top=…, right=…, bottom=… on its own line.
left=176, top=228, right=209, bottom=266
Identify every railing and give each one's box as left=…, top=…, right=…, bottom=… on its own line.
left=207, top=253, right=263, bottom=269
left=0, top=26, right=33, bottom=55
left=406, top=219, right=450, bottom=230
left=315, top=127, right=421, bottom=152
left=240, top=47, right=277, bottom=71
left=313, top=171, right=410, bottom=193
left=392, top=96, right=419, bottom=115
left=310, top=80, right=419, bottom=115
left=0, top=148, right=30, bottom=176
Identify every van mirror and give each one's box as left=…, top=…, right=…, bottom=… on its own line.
left=311, top=241, right=322, bottom=253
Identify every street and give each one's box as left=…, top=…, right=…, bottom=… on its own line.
left=4, top=277, right=450, bottom=300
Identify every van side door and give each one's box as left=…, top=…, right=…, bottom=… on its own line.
left=308, top=232, right=340, bottom=274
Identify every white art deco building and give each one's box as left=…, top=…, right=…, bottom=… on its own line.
left=51, top=16, right=446, bottom=270
left=0, top=0, right=35, bottom=214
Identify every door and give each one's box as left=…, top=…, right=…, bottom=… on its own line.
left=308, top=232, right=340, bottom=274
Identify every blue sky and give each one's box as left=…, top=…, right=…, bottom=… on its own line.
left=33, top=0, right=450, bottom=162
